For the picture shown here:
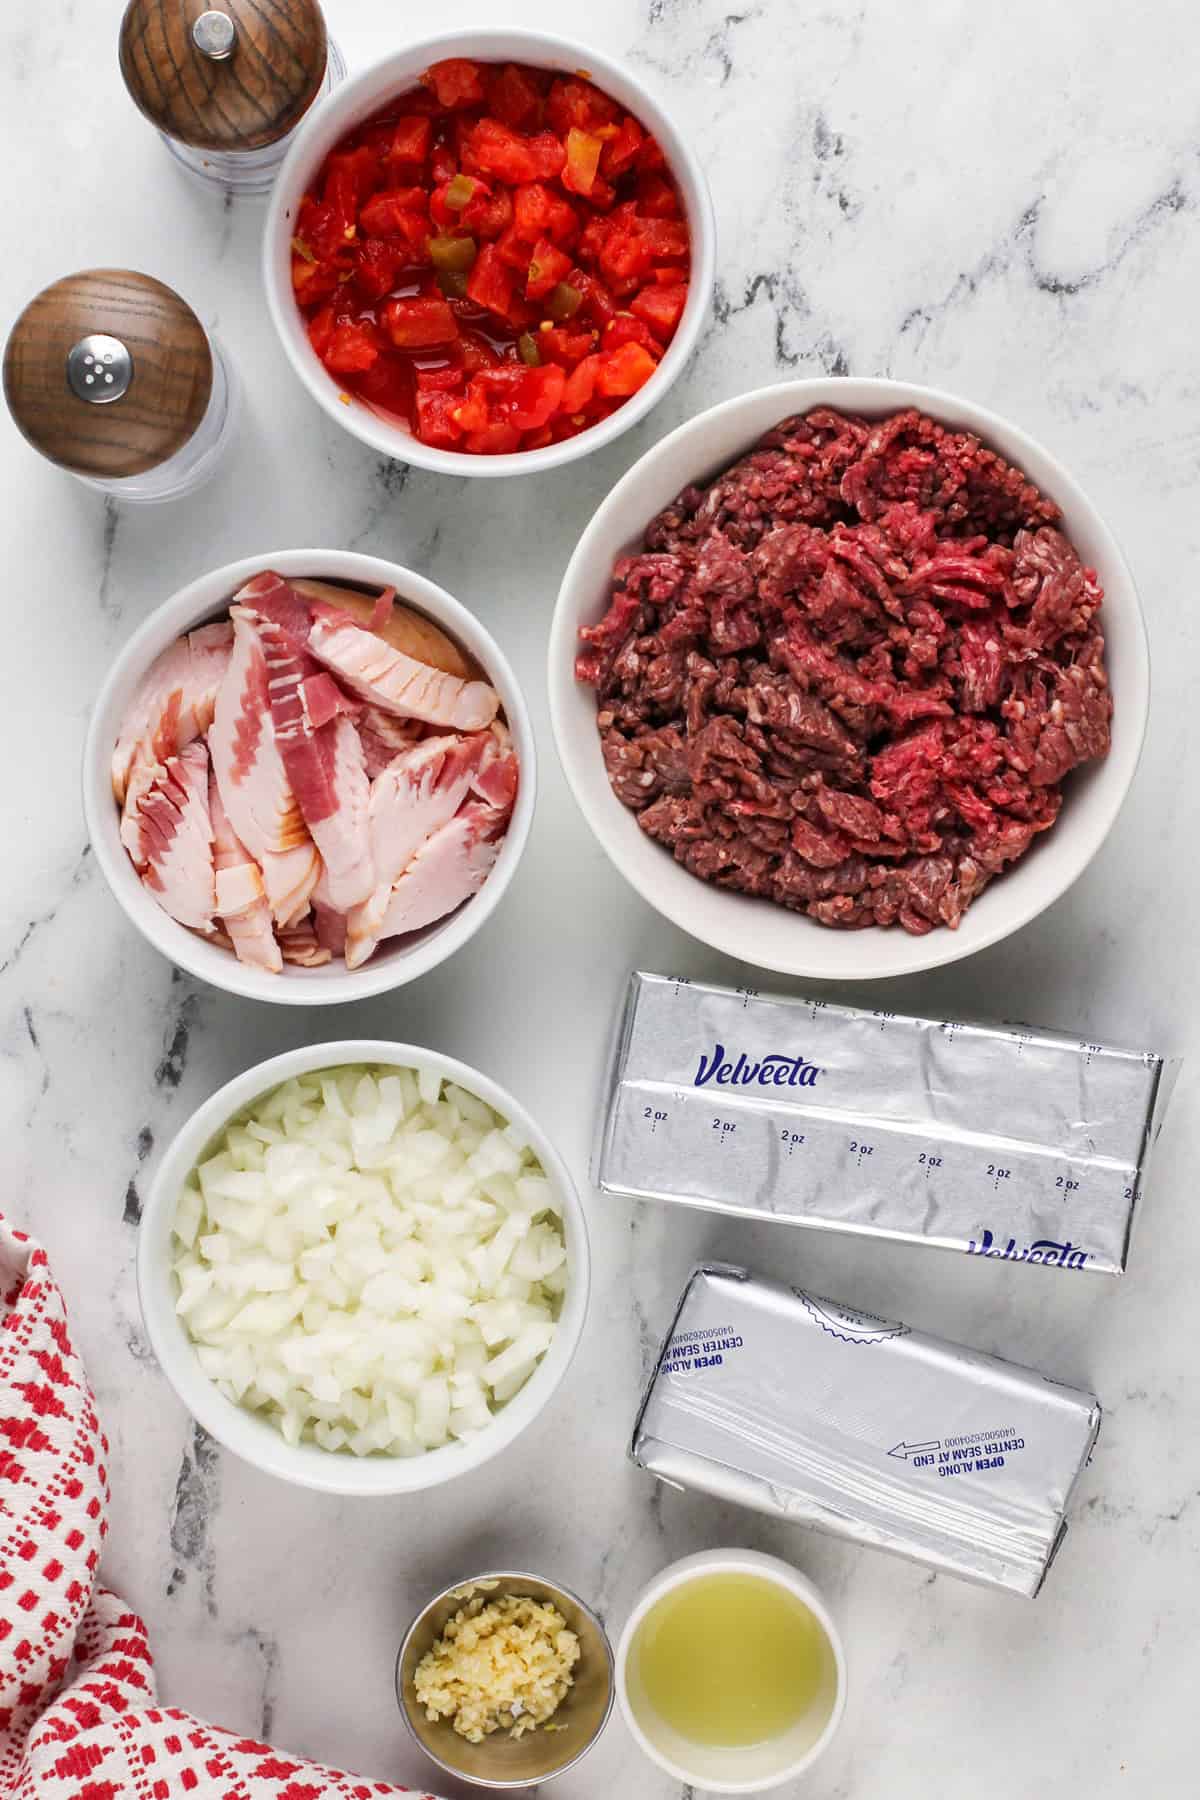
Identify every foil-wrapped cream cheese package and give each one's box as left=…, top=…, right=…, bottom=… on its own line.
left=595, top=972, right=1173, bottom=1275
left=633, top=1265, right=1101, bottom=1597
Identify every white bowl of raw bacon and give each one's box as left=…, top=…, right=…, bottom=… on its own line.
left=85, top=551, right=533, bottom=1002
left=549, top=379, right=1150, bottom=980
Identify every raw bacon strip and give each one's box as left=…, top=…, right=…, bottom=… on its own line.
left=313, top=900, right=348, bottom=960
left=278, top=912, right=332, bottom=967
left=344, top=732, right=489, bottom=969
left=358, top=705, right=424, bottom=779
left=233, top=568, right=314, bottom=633
left=123, top=741, right=217, bottom=933
left=292, top=578, right=475, bottom=677
left=469, top=720, right=520, bottom=813
left=307, top=615, right=500, bottom=730
left=300, top=670, right=360, bottom=730
left=120, top=744, right=166, bottom=859
left=276, top=703, right=373, bottom=913
left=311, top=866, right=348, bottom=960
left=233, top=576, right=375, bottom=912
left=371, top=733, right=488, bottom=875
left=209, top=774, right=281, bottom=974
left=209, top=606, right=320, bottom=926
left=370, top=585, right=396, bottom=632
left=375, top=797, right=507, bottom=942
left=210, top=611, right=309, bottom=853
left=260, top=846, right=322, bottom=929
left=112, top=622, right=232, bottom=804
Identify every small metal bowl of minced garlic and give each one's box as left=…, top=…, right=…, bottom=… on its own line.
left=395, top=1572, right=615, bottom=1787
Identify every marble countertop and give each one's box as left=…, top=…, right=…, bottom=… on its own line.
left=2, top=0, right=1197, bottom=1794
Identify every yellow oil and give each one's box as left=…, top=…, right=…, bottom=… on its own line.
left=633, top=1573, right=826, bottom=1748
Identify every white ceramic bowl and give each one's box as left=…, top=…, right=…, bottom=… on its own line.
left=84, top=548, right=535, bottom=1004
left=615, top=1549, right=846, bottom=1792
left=549, top=377, right=1150, bottom=980
left=137, top=1040, right=590, bottom=1496
left=263, top=29, right=715, bottom=478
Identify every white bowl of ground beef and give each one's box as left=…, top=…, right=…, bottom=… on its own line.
left=548, top=379, right=1149, bottom=980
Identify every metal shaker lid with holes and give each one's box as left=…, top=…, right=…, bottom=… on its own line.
left=119, top=0, right=330, bottom=152
left=3, top=269, right=213, bottom=479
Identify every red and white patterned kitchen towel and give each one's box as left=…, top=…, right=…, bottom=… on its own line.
left=0, top=1217, right=440, bottom=1800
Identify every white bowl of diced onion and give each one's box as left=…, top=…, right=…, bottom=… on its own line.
left=138, top=1041, right=589, bottom=1495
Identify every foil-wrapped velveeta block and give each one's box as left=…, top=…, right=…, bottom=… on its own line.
left=594, top=972, right=1173, bottom=1276
left=632, top=1264, right=1101, bottom=1597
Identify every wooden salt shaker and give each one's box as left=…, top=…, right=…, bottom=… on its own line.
left=119, top=0, right=346, bottom=195
left=3, top=269, right=238, bottom=503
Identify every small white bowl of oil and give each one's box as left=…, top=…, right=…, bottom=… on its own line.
left=614, top=1549, right=846, bottom=1792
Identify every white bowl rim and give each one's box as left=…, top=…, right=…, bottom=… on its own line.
left=613, top=1548, right=847, bottom=1792
left=137, top=1039, right=591, bottom=1496
left=262, top=26, right=717, bottom=479
left=83, top=547, right=536, bottom=1005
left=548, top=374, right=1151, bottom=981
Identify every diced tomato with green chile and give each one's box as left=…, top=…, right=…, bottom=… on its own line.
left=290, top=58, right=690, bottom=454
left=415, top=387, right=463, bottom=447
left=424, top=57, right=486, bottom=109
left=601, top=114, right=643, bottom=178
left=561, top=353, right=603, bottom=412
left=603, top=314, right=661, bottom=358
left=493, top=225, right=534, bottom=273
left=354, top=237, right=405, bottom=302
left=291, top=252, right=342, bottom=306
left=325, top=321, right=383, bottom=374
left=513, top=182, right=578, bottom=246
left=525, top=238, right=573, bottom=300
left=323, top=144, right=379, bottom=230
left=359, top=188, right=428, bottom=232
left=466, top=243, right=518, bottom=319
left=382, top=296, right=459, bottom=349
left=460, top=184, right=514, bottom=240
left=631, top=280, right=688, bottom=339
left=538, top=325, right=599, bottom=367
left=429, top=173, right=485, bottom=229
left=487, top=62, right=543, bottom=131
left=546, top=76, right=620, bottom=135
left=636, top=171, right=680, bottom=217
left=467, top=118, right=538, bottom=185
left=388, top=115, right=432, bottom=166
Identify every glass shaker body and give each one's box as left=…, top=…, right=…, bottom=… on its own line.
left=3, top=270, right=239, bottom=506
left=159, top=39, right=347, bottom=196
left=73, top=334, right=239, bottom=503
left=119, top=2, right=344, bottom=197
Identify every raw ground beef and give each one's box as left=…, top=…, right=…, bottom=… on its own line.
left=575, top=408, right=1112, bottom=934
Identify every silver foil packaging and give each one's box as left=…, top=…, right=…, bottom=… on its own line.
left=595, top=972, right=1173, bottom=1277
left=632, top=1264, right=1101, bottom=1597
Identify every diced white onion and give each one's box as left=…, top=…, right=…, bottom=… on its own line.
left=171, top=1064, right=564, bottom=1459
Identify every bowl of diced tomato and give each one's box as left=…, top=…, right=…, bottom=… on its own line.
left=263, top=31, right=715, bottom=474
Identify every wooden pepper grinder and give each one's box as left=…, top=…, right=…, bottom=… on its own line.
left=118, top=0, right=346, bottom=195
left=3, top=269, right=238, bottom=503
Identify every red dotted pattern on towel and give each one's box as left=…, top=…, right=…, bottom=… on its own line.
left=0, top=1217, right=440, bottom=1800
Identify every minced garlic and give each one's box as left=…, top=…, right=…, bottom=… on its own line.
left=414, top=1589, right=581, bottom=1743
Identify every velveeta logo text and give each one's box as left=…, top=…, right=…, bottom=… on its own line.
left=967, top=1229, right=1089, bottom=1271
left=693, top=1042, right=822, bottom=1090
